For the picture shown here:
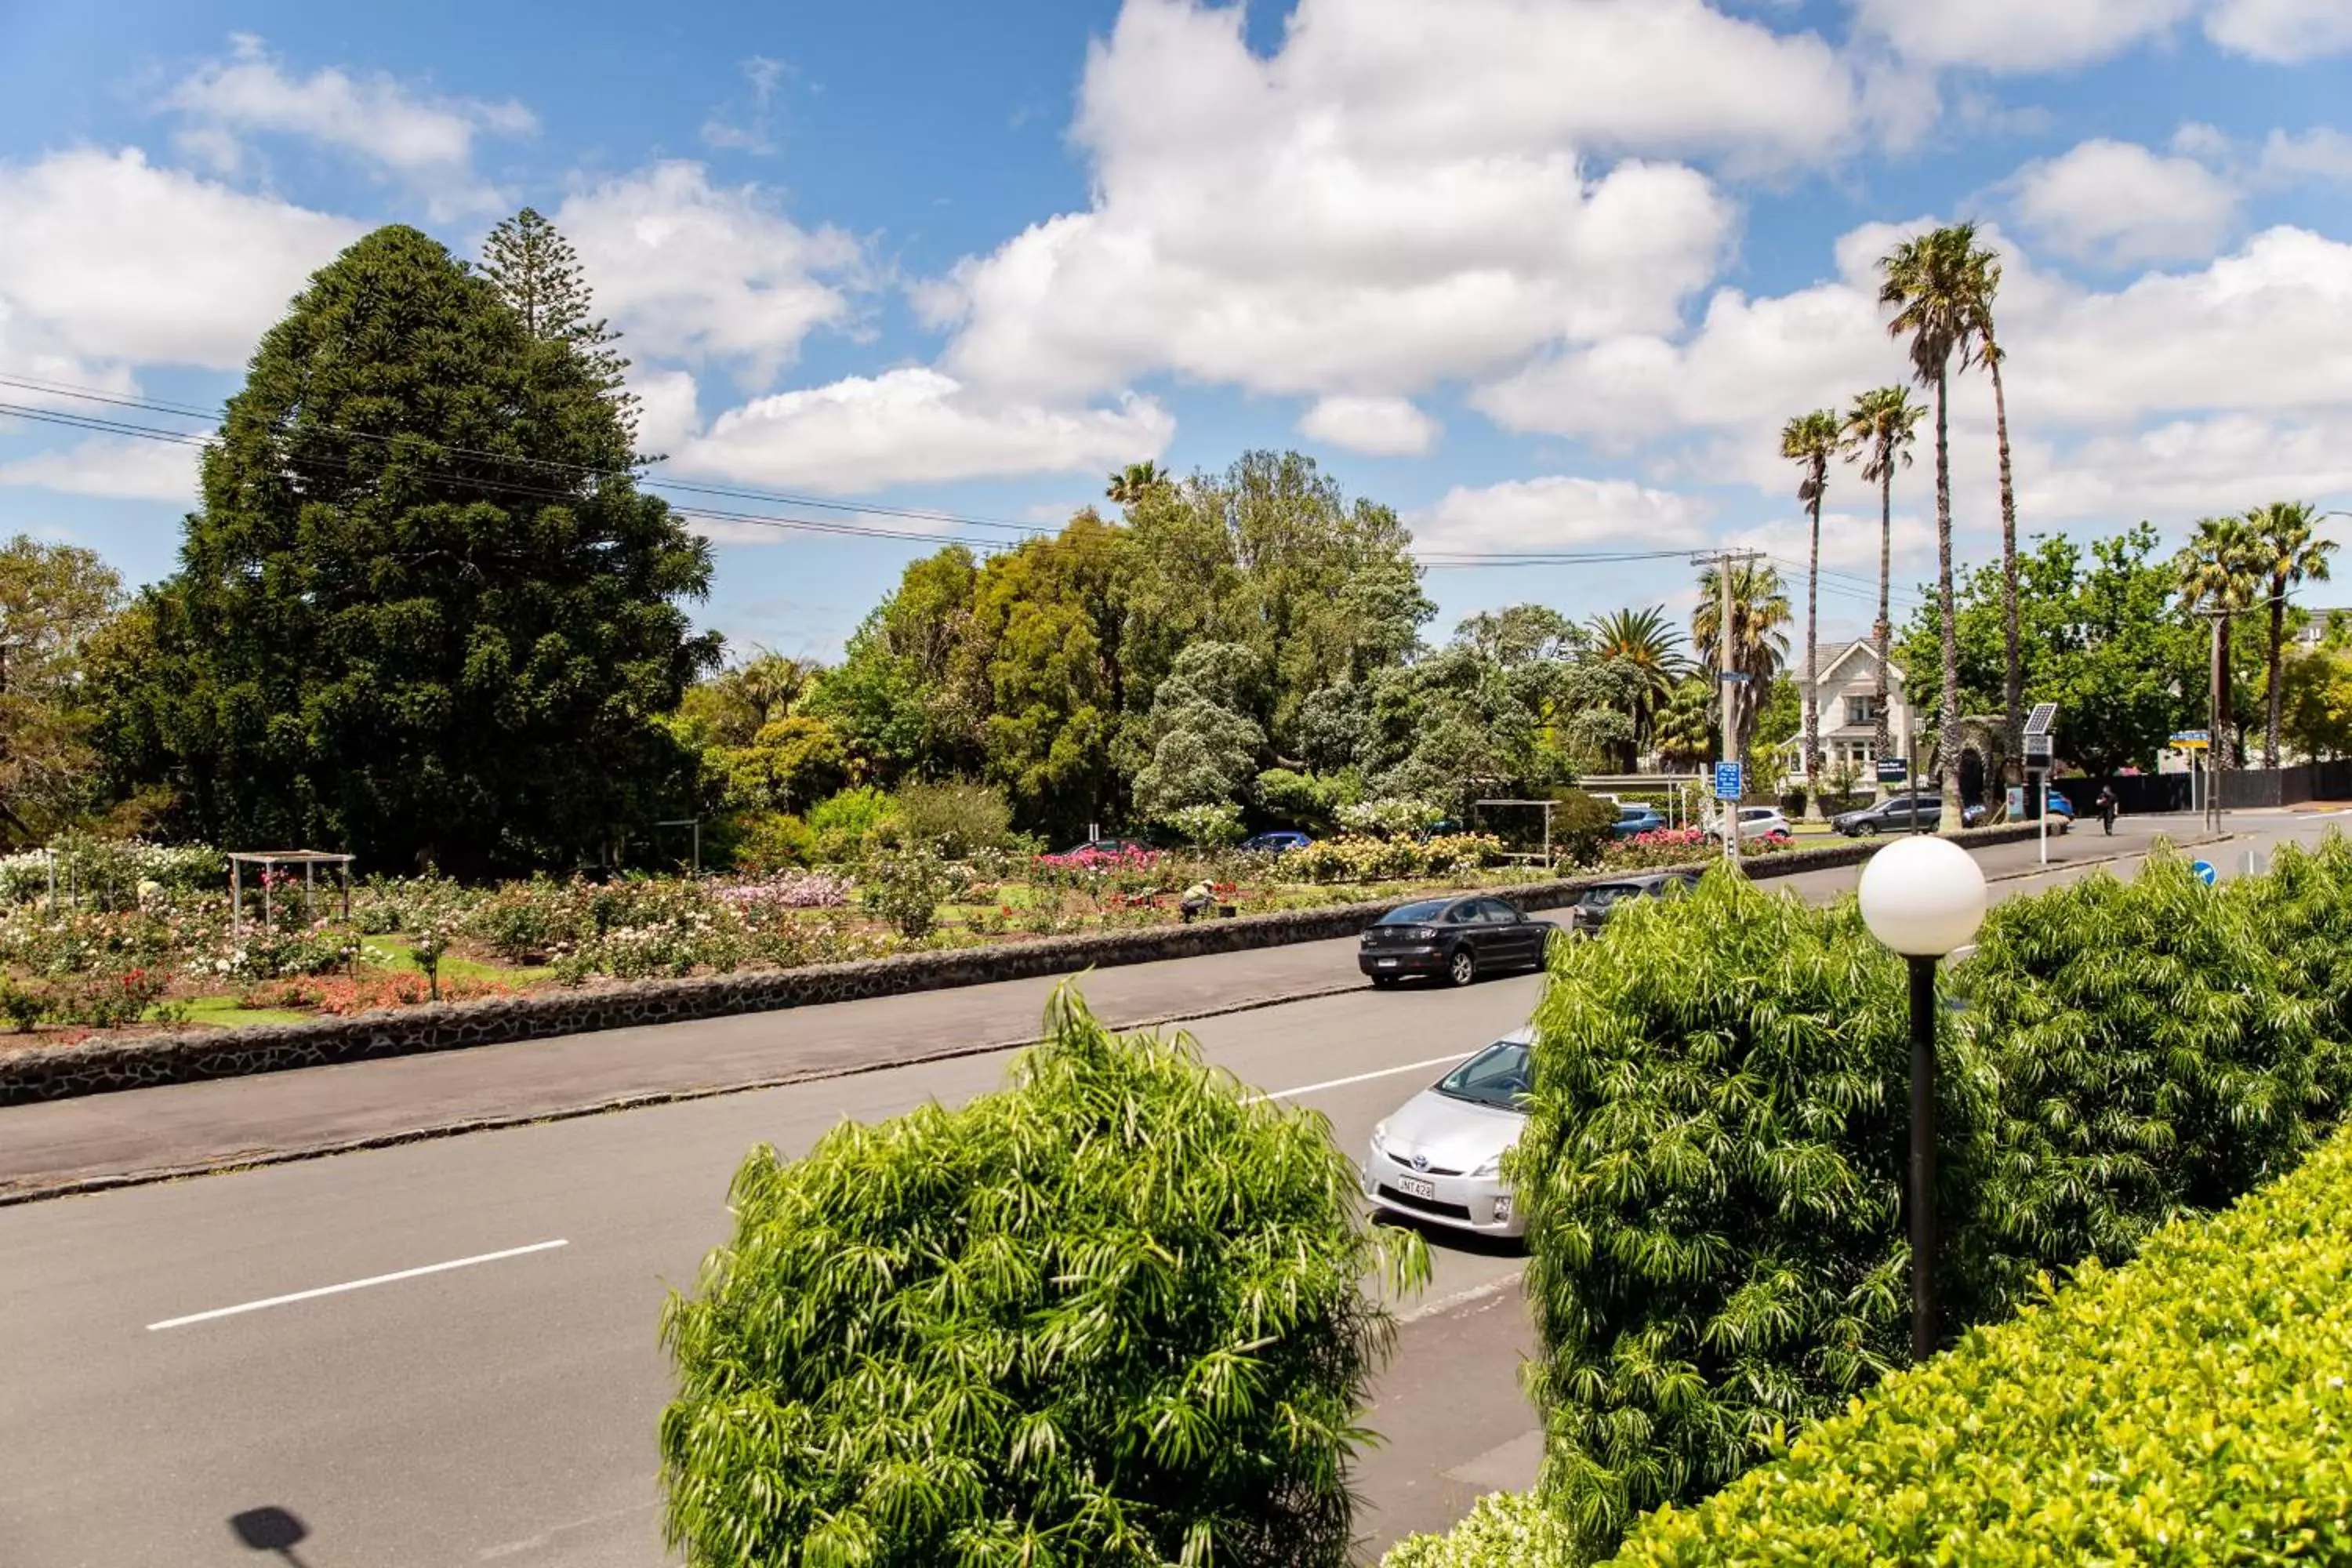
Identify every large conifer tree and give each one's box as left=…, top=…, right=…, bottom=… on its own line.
left=108, top=224, right=718, bottom=873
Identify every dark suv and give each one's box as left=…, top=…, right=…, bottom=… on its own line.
left=1567, top=871, right=1701, bottom=933
left=1831, top=794, right=1985, bottom=836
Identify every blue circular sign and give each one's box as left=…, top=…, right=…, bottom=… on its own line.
left=2191, top=859, right=2217, bottom=886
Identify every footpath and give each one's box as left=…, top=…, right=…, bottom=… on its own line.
left=0, top=818, right=2238, bottom=1203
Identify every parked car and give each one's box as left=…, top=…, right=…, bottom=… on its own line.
left=1363, top=1031, right=1533, bottom=1237
left=1239, top=829, right=1312, bottom=854
left=1707, top=805, right=1792, bottom=843
left=1609, top=804, right=1665, bottom=838
left=1567, top=870, right=1701, bottom=933
left=2044, top=789, right=2075, bottom=821
left=1831, top=794, right=1992, bottom=835
left=1053, top=836, right=1151, bottom=857
left=1358, top=896, right=1559, bottom=987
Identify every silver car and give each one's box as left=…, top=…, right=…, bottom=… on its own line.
left=1362, top=1030, right=1532, bottom=1239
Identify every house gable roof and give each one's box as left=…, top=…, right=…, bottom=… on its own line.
left=1813, top=637, right=1904, bottom=689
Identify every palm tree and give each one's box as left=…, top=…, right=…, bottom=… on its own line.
left=2244, top=501, right=2339, bottom=767
left=1780, top=409, right=1841, bottom=818
left=1958, top=235, right=2023, bottom=768
left=1105, top=461, right=1167, bottom=510
left=1691, top=561, right=1792, bottom=771
left=1586, top=606, right=1689, bottom=760
left=2176, top=516, right=2260, bottom=776
left=1841, top=386, right=1925, bottom=778
left=1880, top=224, right=1984, bottom=831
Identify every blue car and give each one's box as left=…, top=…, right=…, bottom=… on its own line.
left=1609, top=805, right=1665, bottom=838
left=2044, top=789, right=2075, bottom=819
left=1240, top=829, right=1312, bottom=854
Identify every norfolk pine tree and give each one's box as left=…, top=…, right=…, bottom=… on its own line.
left=107, top=224, right=718, bottom=873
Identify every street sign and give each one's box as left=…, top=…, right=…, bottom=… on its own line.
left=1713, top=760, right=1744, bottom=801
left=1876, top=757, right=1907, bottom=785
left=2023, top=733, right=2053, bottom=760
left=2191, top=859, right=2217, bottom=887
left=2005, top=785, right=2026, bottom=819
left=2171, top=730, right=2210, bottom=749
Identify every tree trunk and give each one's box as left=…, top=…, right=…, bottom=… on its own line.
left=1936, top=365, right=1962, bottom=833
left=1989, top=346, right=2022, bottom=773
left=2267, top=582, right=2287, bottom=769
left=1875, top=462, right=1893, bottom=793
left=1804, top=481, right=1823, bottom=820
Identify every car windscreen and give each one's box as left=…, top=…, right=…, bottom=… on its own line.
left=1380, top=900, right=1452, bottom=925
left=1578, top=883, right=1643, bottom=906
left=1435, top=1041, right=1531, bottom=1110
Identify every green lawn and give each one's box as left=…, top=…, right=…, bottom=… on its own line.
left=163, top=994, right=311, bottom=1028
left=361, top=935, right=552, bottom=984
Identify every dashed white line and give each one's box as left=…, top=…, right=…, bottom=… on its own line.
left=1245, top=1053, right=1472, bottom=1105
left=147, top=1239, right=569, bottom=1330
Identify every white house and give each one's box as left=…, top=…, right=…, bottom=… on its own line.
left=1779, top=638, right=1916, bottom=788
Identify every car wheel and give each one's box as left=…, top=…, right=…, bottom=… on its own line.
left=1446, top=946, right=1478, bottom=988
left=1854, top=822, right=1878, bottom=837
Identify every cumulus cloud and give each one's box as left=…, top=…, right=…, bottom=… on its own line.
left=2204, top=0, right=2352, bottom=60
left=2007, top=138, right=2241, bottom=266
left=0, top=434, right=205, bottom=503
left=1848, top=0, right=2195, bottom=71
left=919, top=0, right=1875, bottom=405
left=551, top=162, right=862, bottom=381
left=1414, top=474, right=1711, bottom=554
left=0, top=147, right=361, bottom=370
left=671, top=368, right=1172, bottom=495
left=1297, top=395, right=1439, bottom=456
left=162, top=34, right=533, bottom=212
left=2256, top=126, right=2352, bottom=184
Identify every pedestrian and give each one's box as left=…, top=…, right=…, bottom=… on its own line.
left=2096, top=785, right=2118, bottom=836
left=1180, top=880, right=1215, bottom=923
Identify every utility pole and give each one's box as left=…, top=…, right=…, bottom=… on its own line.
left=2190, top=608, right=2228, bottom=835
left=1692, top=549, right=1767, bottom=869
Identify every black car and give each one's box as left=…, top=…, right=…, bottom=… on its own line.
left=1358, top=896, right=1559, bottom=987
left=1566, top=870, right=1700, bottom=933
left=1830, top=793, right=1984, bottom=836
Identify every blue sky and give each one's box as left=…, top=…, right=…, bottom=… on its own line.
left=2, top=0, right=2350, bottom=662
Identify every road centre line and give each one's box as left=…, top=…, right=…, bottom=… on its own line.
left=145, top=1239, right=568, bottom=1330
left=1247, top=1053, right=1472, bottom=1105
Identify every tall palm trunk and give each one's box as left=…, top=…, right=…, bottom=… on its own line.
left=2267, top=580, right=2287, bottom=768
left=1935, top=364, right=1962, bottom=831
left=1874, top=462, right=1893, bottom=785
left=1804, top=488, right=1822, bottom=820
left=1989, top=345, right=2022, bottom=770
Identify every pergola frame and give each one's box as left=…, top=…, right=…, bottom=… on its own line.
left=230, top=850, right=356, bottom=935
left=1472, top=799, right=1559, bottom=868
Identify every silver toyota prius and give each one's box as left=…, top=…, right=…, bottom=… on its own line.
left=1362, top=1029, right=1532, bottom=1238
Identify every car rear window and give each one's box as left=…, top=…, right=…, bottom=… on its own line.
left=1580, top=883, right=1642, bottom=905
left=1381, top=900, right=1451, bottom=925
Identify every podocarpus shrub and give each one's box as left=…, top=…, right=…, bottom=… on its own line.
left=1606, top=1118, right=2352, bottom=1566
left=1515, top=870, right=1941, bottom=1559
left=659, top=988, right=1428, bottom=1567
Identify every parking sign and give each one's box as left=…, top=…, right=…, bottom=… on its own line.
left=1713, top=760, right=1743, bottom=801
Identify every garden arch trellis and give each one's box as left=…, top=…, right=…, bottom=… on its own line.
left=230, top=850, right=356, bottom=936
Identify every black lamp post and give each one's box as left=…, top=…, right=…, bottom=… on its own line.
left=1857, top=834, right=1988, bottom=1360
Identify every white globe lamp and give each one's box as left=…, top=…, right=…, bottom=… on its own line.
left=1855, top=830, right=1987, bottom=1368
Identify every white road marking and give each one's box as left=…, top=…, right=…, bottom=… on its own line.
left=1247, top=1053, right=1473, bottom=1105
left=146, top=1239, right=569, bottom=1330
left=1398, top=1269, right=1526, bottom=1324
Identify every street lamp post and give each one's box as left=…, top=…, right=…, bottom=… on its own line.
left=1857, top=835, right=1988, bottom=1362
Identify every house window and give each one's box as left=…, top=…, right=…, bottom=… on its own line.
left=1845, top=694, right=1882, bottom=727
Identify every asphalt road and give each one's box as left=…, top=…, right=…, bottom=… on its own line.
left=0, top=811, right=2320, bottom=1568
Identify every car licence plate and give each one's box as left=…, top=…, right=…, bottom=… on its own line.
left=1396, top=1175, right=1437, bottom=1200
left=1377, top=957, right=1399, bottom=967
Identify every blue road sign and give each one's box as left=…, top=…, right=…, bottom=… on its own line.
left=1713, top=760, right=1744, bottom=801
left=2191, top=859, right=2217, bottom=886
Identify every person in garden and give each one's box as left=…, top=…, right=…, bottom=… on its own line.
left=1181, top=880, right=1216, bottom=922
left=2096, top=785, right=2119, bottom=835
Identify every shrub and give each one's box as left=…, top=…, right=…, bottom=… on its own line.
left=0, top=976, right=43, bottom=1031
left=1517, top=871, right=1931, bottom=1559
left=466, top=877, right=595, bottom=964
left=858, top=840, right=957, bottom=939
left=45, top=965, right=171, bottom=1028
left=890, top=778, right=1015, bottom=858
left=730, top=810, right=818, bottom=872
left=1382, top=1490, right=1578, bottom=1568
left=658, top=989, right=1428, bottom=1567
left=1544, top=789, right=1621, bottom=866
left=1601, top=826, right=1711, bottom=870
left=1159, top=800, right=1246, bottom=849
left=1285, top=833, right=1504, bottom=884
left=1338, top=796, right=1445, bottom=839
left=806, top=785, right=898, bottom=862
left=1606, top=1120, right=2352, bottom=1566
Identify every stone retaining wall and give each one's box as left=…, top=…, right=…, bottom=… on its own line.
left=0, top=825, right=2038, bottom=1105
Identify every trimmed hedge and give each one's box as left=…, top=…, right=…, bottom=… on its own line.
left=1609, top=1117, right=2352, bottom=1565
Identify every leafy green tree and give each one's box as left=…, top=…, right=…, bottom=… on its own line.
left=479, top=207, right=637, bottom=436
left=2176, top=515, right=2263, bottom=771
left=2243, top=500, right=2337, bottom=768
left=2282, top=645, right=2352, bottom=760
left=1782, top=408, right=1842, bottom=814
left=659, top=989, right=1425, bottom=1567
left=1691, top=561, right=1791, bottom=770
left=1841, top=386, right=1925, bottom=765
left=1651, top=675, right=1716, bottom=771
left=99, top=225, right=718, bottom=873
left=1132, top=642, right=1266, bottom=818
left=1584, top=606, right=1686, bottom=764
left=1103, top=459, right=1168, bottom=510
left=806, top=548, right=982, bottom=778
left=0, top=535, right=125, bottom=840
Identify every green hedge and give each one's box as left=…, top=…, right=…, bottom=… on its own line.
left=659, top=986, right=1428, bottom=1566
left=1512, top=843, right=2347, bottom=1559
left=1609, top=1117, right=2352, bottom=1565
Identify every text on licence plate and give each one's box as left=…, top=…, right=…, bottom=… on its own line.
left=1396, top=1175, right=1437, bottom=1200
left=1377, top=957, right=1399, bottom=967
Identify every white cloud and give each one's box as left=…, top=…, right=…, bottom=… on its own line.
left=0, top=434, right=205, bottom=502
left=2257, top=126, right=2352, bottom=184
left=2205, top=0, right=2352, bottom=60
left=2007, top=138, right=2241, bottom=265
left=702, top=56, right=788, bottom=154
left=0, top=148, right=361, bottom=370
left=1297, top=394, right=1439, bottom=456
left=551, top=162, right=862, bottom=381
left=1414, top=474, right=1711, bottom=554
left=162, top=34, right=533, bottom=212
left=672, top=368, right=1172, bottom=495
left=921, top=0, right=1874, bottom=405
left=2031, top=412, right=2352, bottom=520
left=1849, top=0, right=2194, bottom=71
